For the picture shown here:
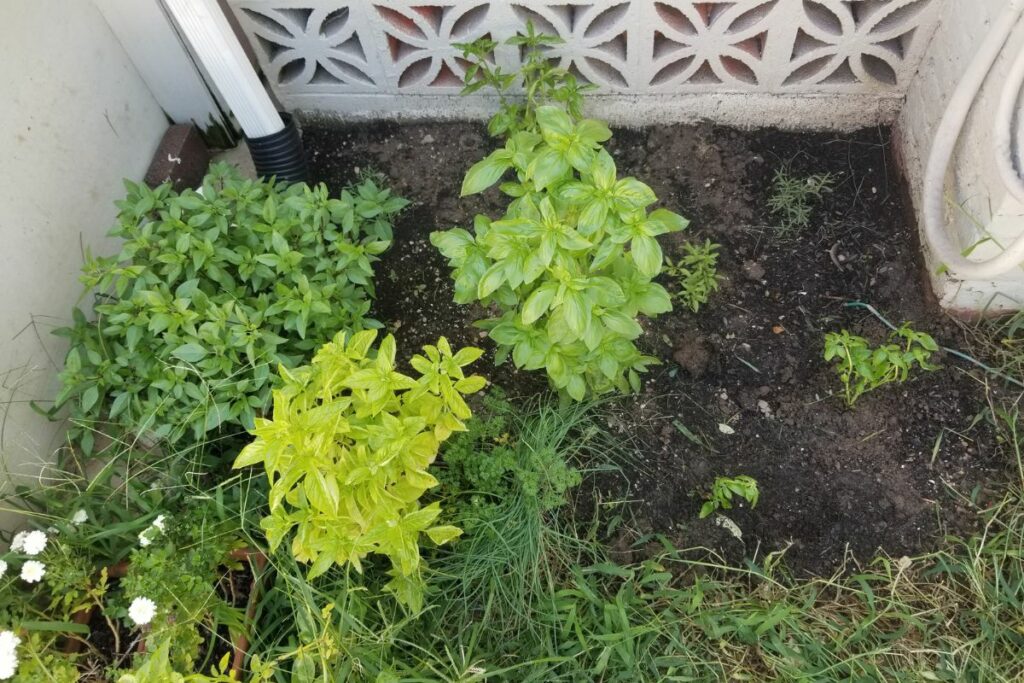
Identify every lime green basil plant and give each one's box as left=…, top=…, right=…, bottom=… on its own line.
left=51, top=164, right=407, bottom=450
left=431, top=32, right=689, bottom=400
left=233, top=330, right=486, bottom=609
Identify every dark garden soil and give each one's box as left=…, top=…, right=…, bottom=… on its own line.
left=301, top=117, right=1003, bottom=577
left=75, top=581, right=137, bottom=681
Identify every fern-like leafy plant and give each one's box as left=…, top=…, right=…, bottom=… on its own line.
left=664, top=240, right=721, bottom=312
left=233, top=331, right=486, bottom=610
left=767, top=169, right=833, bottom=237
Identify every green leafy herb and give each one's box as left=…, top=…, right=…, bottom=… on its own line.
left=824, top=324, right=939, bottom=406
left=700, top=475, right=760, bottom=519
left=432, top=34, right=690, bottom=401
left=454, top=22, right=593, bottom=138
left=664, top=240, right=721, bottom=312
left=436, top=389, right=583, bottom=523
left=50, top=164, right=407, bottom=450
left=233, top=331, right=486, bottom=610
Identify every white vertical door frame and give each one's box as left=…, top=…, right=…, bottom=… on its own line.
left=95, top=0, right=238, bottom=143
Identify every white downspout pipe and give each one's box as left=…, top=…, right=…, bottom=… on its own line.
left=922, top=0, right=1024, bottom=280
left=162, top=0, right=283, bottom=138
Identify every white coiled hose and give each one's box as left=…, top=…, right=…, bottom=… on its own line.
left=923, top=0, right=1024, bottom=279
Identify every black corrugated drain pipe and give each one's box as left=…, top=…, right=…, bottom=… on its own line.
left=246, top=113, right=308, bottom=184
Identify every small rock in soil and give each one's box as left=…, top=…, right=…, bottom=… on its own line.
left=673, top=332, right=713, bottom=378
left=737, top=388, right=760, bottom=411
left=743, top=260, right=766, bottom=281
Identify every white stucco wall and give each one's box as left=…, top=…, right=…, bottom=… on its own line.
left=896, top=0, right=1024, bottom=314
left=0, top=1, right=168, bottom=520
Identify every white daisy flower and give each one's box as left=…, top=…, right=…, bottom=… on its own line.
left=0, top=630, right=19, bottom=681
left=128, top=597, right=157, bottom=626
left=71, top=509, right=89, bottom=525
left=20, top=531, right=47, bottom=557
left=9, top=532, right=27, bottom=553
left=138, top=529, right=154, bottom=547
left=20, top=560, right=45, bottom=584
left=0, top=630, right=19, bottom=651
left=0, top=561, right=6, bottom=579
left=138, top=515, right=167, bottom=547
left=0, top=656, right=15, bottom=681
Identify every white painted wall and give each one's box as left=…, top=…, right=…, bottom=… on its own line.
left=0, top=1, right=168, bottom=522
left=96, top=0, right=236, bottom=143
left=897, top=0, right=1024, bottom=314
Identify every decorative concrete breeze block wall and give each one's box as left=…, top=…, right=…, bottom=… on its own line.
left=227, top=0, right=941, bottom=130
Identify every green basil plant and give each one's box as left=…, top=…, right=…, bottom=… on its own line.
left=432, top=35, right=689, bottom=399
left=51, top=164, right=407, bottom=450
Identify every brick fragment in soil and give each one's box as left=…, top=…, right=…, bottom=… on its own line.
left=301, top=117, right=1001, bottom=577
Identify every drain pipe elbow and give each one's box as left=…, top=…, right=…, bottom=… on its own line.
left=922, top=1, right=1024, bottom=280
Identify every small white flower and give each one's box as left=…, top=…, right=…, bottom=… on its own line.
left=0, top=561, right=6, bottom=579
left=71, top=509, right=89, bottom=525
left=0, top=630, right=19, bottom=652
left=20, top=560, right=45, bottom=584
left=0, top=654, right=15, bottom=681
left=128, top=597, right=157, bottom=626
left=9, top=532, right=27, bottom=553
left=138, top=515, right=166, bottom=547
left=0, top=630, right=19, bottom=681
left=20, top=531, right=47, bottom=556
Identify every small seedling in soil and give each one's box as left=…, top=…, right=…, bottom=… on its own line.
left=824, top=324, right=939, bottom=406
left=664, top=240, right=721, bottom=312
left=768, top=169, right=834, bottom=236
left=700, top=475, right=759, bottom=518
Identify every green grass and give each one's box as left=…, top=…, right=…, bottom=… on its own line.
left=425, top=394, right=627, bottom=640
left=13, top=365, right=1023, bottom=681
left=962, top=309, right=1024, bottom=387
left=236, top=383, right=1024, bottom=682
